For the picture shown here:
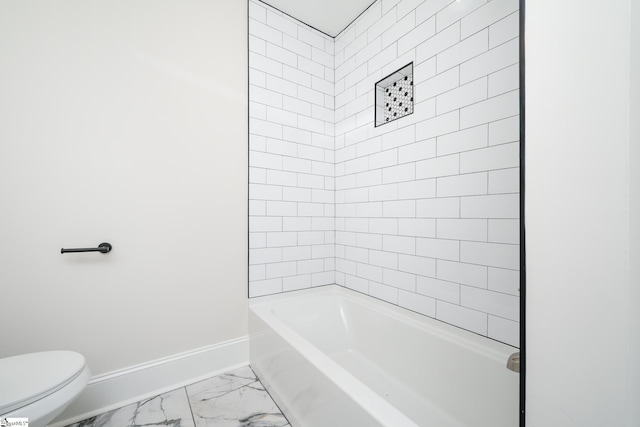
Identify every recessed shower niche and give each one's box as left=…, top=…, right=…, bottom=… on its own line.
left=375, top=62, right=413, bottom=127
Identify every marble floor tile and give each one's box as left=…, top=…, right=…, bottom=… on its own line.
left=66, top=388, right=194, bottom=427
left=65, top=366, right=289, bottom=427
left=186, top=366, right=289, bottom=427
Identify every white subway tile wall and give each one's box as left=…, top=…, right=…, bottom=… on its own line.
left=249, top=0, right=520, bottom=347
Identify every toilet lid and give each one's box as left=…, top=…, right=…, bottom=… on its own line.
left=0, top=351, right=87, bottom=415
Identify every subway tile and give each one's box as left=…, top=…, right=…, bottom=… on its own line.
left=298, top=25, right=326, bottom=50
left=415, top=110, right=459, bottom=140
left=250, top=19, right=283, bottom=45
left=489, top=115, right=520, bottom=146
left=369, top=218, right=399, bottom=235
left=461, top=0, right=519, bottom=39
left=370, top=281, right=400, bottom=304
left=299, top=57, right=325, bottom=78
left=283, top=65, right=312, bottom=87
left=436, top=0, right=487, bottom=33
left=250, top=247, right=282, bottom=265
left=346, top=274, right=369, bottom=293
left=249, top=150, right=282, bottom=169
left=417, top=276, right=460, bottom=303
left=250, top=183, right=283, bottom=201
left=266, top=261, right=297, bottom=278
left=383, top=163, right=416, bottom=184
left=357, top=262, right=384, bottom=282
left=383, top=235, right=416, bottom=255
left=249, top=278, right=282, bottom=297
left=368, top=10, right=397, bottom=44
left=461, top=193, right=519, bottom=218
left=266, top=106, right=297, bottom=127
left=489, top=11, right=519, bottom=49
left=461, top=286, right=519, bottom=321
left=249, top=52, right=283, bottom=77
left=398, top=218, right=436, bottom=238
left=488, top=219, right=519, bottom=244
left=312, top=161, right=334, bottom=177
left=250, top=135, right=267, bottom=152
left=416, top=197, right=460, bottom=218
left=416, top=22, right=460, bottom=63
left=298, top=231, right=325, bottom=245
left=437, top=124, right=488, bottom=156
left=344, top=63, right=369, bottom=90
left=368, top=44, right=399, bottom=75
left=382, top=125, right=416, bottom=150
left=436, top=300, right=487, bottom=335
left=488, top=316, right=519, bottom=347
left=282, top=157, right=311, bottom=174
left=436, top=77, right=487, bottom=115
left=416, top=153, right=459, bottom=180
left=415, top=67, right=459, bottom=103
left=488, top=267, right=519, bottom=295
left=460, top=241, right=519, bottom=269
left=369, top=249, right=399, bottom=269
left=337, top=231, right=358, bottom=246
left=249, top=216, right=282, bottom=232
left=460, top=37, right=518, bottom=84
left=399, top=291, right=436, bottom=317
left=489, top=167, right=519, bottom=194
left=249, top=167, right=266, bottom=184
left=283, top=274, right=312, bottom=292
left=283, top=216, right=312, bottom=231
left=383, top=268, right=417, bottom=291
left=251, top=117, right=283, bottom=139
left=249, top=264, right=266, bottom=281
left=282, top=126, right=312, bottom=145
left=382, top=12, right=416, bottom=48
left=249, top=68, right=267, bottom=88
left=298, top=86, right=326, bottom=105
left=399, top=254, right=436, bottom=277
left=356, top=201, right=383, bottom=217
left=266, top=9, right=298, bottom=37
left=312, top=271, right=335, bottom=286
left=437, top=29, right=488, bottom=74
left=460, top=90, right=519, bottom=129
left=346, top=246, right=369, bottom=263
left=312, top=133, right=334, bottom=149
left=312, top=244, right=334, bottom=258
left=249, top=1, right=267, bottom=22
left=266, top=200, right=297, bottom=217
left=370, top=183, right=399, bottom=201
left=283, top=34, right=312, bottom=58
left=356, top=137, right=382, bottom=158
left=398, top=178, right=437, bottom=201
left=312, top=47, right=334, bottom=68
left=250, top=101, right=266, bottom=120
left=398, top=138, right=437, bottom=163
left=312, top=217, right=335, bottom=230
left=345, top=156, right=369, bottom=174
left=398, top=17, right=436, bottom=55
left=266, top=43, right=298, bottom=68
left=383, top=200, right=416, bottom=217
left=488, top=63, right=519, bottom=97
left=298, top=173, right=325, bottom=189
left=346, top=218, right=369, bottom=233
left=282, top=245, right=312, bottom=261
left=249, top=34, right=267, bottom=55
left=437, top=259, right=488, bottom=288
left=415, top=0, right=455, bottom=23
left=355, top=1, right=382, bottom=36
left=357, top=233, right=383, bottom=250
left=249, top=200, right=266, bottom=216
left=336, top=258, right=357, bottom=276
left=460, top=142, right=519, bottom=173
left=437, top=218, right=488, bottom=241
left=344, top=187, right=368, bottom=203
left=416, top=237, right=460, bottom=261
left=414, top=57, right=437, bottom=85
left=312, top=78, right=334, bottom=97
left=250, top=85, right=283, bottom=109
left=298, top=116, right=325, bottom=134
left=297, top=145, right=324, bottom=162
left=357, top=169, right=383, bottom=187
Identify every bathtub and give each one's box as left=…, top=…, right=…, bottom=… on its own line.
left=249, top=285, right=519, bottom=427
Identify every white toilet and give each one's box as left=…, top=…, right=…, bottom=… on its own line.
left=0, top=351, right=90, bottom=427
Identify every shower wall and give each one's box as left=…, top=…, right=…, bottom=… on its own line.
left=249, top=0, right=520, bottom=347
left=249, top=0, right=336, bottom=297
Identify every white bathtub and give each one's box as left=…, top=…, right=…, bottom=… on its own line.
left=249, top=285, right=519, bottom=427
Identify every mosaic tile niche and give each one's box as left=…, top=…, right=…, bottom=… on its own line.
left=375, top=62, right=414, bottom=126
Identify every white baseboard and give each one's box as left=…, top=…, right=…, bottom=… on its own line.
left=50, top=336, right=249, bottom=427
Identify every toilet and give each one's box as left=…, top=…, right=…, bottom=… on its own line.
left=0, top=351, right=90, bottom=427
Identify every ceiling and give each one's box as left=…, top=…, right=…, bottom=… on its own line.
left=259, top=0, right=376, bottom=37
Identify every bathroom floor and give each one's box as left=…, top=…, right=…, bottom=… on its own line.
left=65, top=366, right=289, bottom=427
